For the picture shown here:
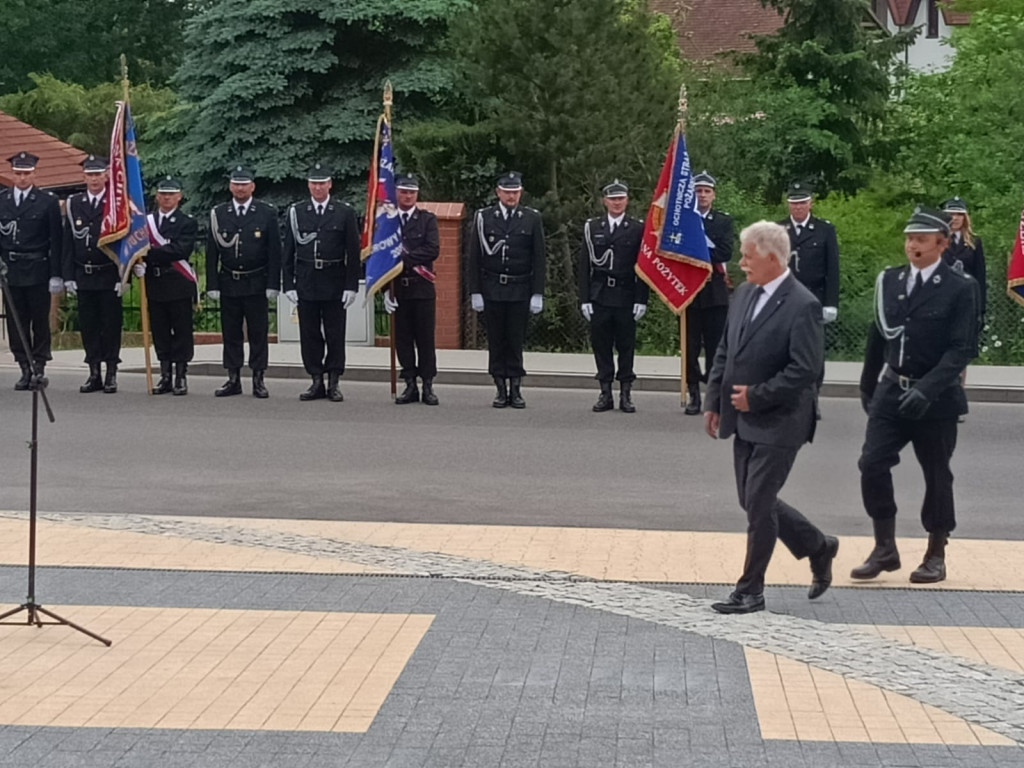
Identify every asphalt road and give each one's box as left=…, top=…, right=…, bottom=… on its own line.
left=1, top=370, right=1021, bottom=540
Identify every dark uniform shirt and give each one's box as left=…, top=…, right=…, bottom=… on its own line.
left=468, top=204, right=545, bottom=302
left=61, top=193, right=119, bottom=290
left=145, top=208, right=199, bottom=303
left=577, top=214, right=648, bottom=308
left=282, top=197, right=360, bottom=302
left=394, top=207, right=440, bottom=301
left=0, top=186, right=62, bottom=288
left=779, top=216, right=839, bottom=308
left=942, top=232, right=986, bottom=326
left=693, top=209, right=734, bottom=309
left=206, top=200, right=282, bottom=297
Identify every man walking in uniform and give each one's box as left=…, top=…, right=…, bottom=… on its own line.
left=685, top=171, right=734, bottom=415
left=0, top=152, right=63, bottom=389
left=578, top=179, right=647, bottom=413
left=704, top=221, right=838, bottom=614
left=383, top=172, right=440, bottom=406
left=142, top=175, right=198, bottom=395
left=206, top=165, right=282, bottom=398
left=468, top=171, right=546, bottom=409
left=282, top=162, right=359, bottom=402
left=62, top=155, right=123, bottom=393
left=852, top=206, right=977, bottom=585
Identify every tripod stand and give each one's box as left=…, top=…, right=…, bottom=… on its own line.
left=0, top=264, right=110, bottom=646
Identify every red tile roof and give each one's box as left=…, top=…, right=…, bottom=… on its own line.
left=0, top=110, right=87, bottom=190
left=888, top=0, right=918, bottom=26
left=940, top=1, right=971, bottom=26
left=651, top=0, right=784, bottom=63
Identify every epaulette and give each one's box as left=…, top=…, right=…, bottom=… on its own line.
left=525, top=206, right=540, bottom=214
left=45, top=190, right=56, bottom=197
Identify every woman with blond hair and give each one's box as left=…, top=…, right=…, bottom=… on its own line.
left=941, top=196, right=986, bottom=336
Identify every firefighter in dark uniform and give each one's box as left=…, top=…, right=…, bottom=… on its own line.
left=940, top=196, right=986, bottom=352
left=206, top=165, right=282, bottom=398
left=382, top=172, right=440, bottom=406
left=0, top=151, right=63, bottom=389
left=684, top=171, right=734, bottom=415
left=141, top=175, right=198, bottom=396
left=282, top=162, right=359, bottom=403
left=852, top=206, right=977, bottom=585
left=62, top=155, right=123, bottom=393
left=578, top=179, right=647, bottom=413
left=468, top=171, right=546, bottom=409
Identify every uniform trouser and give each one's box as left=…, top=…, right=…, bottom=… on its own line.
left=590, top=304, right=636, bottom=384
left=733, top=437, right=826, bottom=596
left=5, top=283, right=51, bottom=366
left=220, top=293, right=268, bottom=372
left=149, top=297, right=194, bottom=363
left=686, top=304, right=728, bottom=388
left=859, top=398, right=958, bottom=533
left=395, top=297, right=437, bottom=381
left=78, top=288, right=123, bottom=365
left=483, top=299, right=529, bottom=379
left=298, top=298, right=346, bottom=376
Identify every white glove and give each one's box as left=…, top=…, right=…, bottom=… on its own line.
left=64, top=280, right=78, bottom=297
left=822, top=306, right=838, bottom=324
left=207, top=290, right=220, bottom=301
left=48, top=277, right=64, bottom=294
left=471, top=293, right=484, bottom=313
left=285, top=290, right=298, bottom=304
left=581, top=303, right=593, bottom=322
left=114, top=282, right=124, bottom=297
left=266, top=288, right=279, bottom=300
left=633, top=303, right=647, bottom=322
left=383, top=293, right=399, bottom=314
left=133, top=262, right=146, bottom=278
left=530, top=294, right=543, bottom=315
left=342, top=290, right=357, bottom=310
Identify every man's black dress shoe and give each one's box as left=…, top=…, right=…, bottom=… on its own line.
left=808, top=535, right=839, bottom=600
left=711, top=592, right=765, bottom=614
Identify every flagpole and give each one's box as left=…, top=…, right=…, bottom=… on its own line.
left=677, top=84, right=689, bottom=407
left=383, top=81, right=398, bottom=399
left=121, top=54, right=154, bottom=395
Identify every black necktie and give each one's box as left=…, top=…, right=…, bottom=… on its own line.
left=740, top=286, right=765, bottom=341
left=401, top=212, right=409, bottom=226
left=610, top=220, right=618, bottom=233
left=911, top=271, right=923, bottom=296
left=316, top=204, right=324, bottom=216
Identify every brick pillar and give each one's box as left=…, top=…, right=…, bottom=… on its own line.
left=418, top=202, right=465, bottom=349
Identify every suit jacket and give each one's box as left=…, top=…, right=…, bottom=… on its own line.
left=282, top=197, right=360, bottom=301
left=691, top=209, right=734, bottom=309
left=942, top=234, right=985, bottom=318
left=394, top=207, right=439, bottom=300
left=206, top=199, right=281, bottom=297
left=467, top=204, right=545, bottom=302
left=0, top=186, right=62, bottom=287
left=577, top=214, right=649, bottom=308
left=779, top=216, right=839, bottom=308
left=145, top=208, right=198, bottom=303
left=61, top=192, right=119, bottom=291
left=706, top=274, right=823, bottom=448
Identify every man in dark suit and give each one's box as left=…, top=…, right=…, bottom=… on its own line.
left=0, top=151, right=64, bottom=389
left=382, top=172, right=440, bottom=406
left=282, top=162, right=359, bottom=403
left=206, top=165, right=282, bottom=398
left=62, top=155, right=123, bottom=393
left=852, top=206, right=977, bottom=585
left=141, top=175, right=198, bottom=395
left=704, top=220, right=838, bottom=614
left=578, top=179, right=647, bottom=413
left=468, top=171, right=546, bottom=408
left=685, top=171, right=734, bottom=415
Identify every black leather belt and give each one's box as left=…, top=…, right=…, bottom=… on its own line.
left=78, top=261, right=115, bottom=274
left=485, top=269, right=529, bottom=285
left=298, top=257, right=342, bottom=270
left=221, top=266, right=266, bottom=280
left=6, top=251, right=46, bottom=262
left=883, top=368, right=921, bottom=391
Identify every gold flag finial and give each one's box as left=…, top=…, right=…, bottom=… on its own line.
left=120, top=53, right=130, bottom=103
left=383, top=81, right=393, bottom=109
left=677, top=83, right=688, bottom=129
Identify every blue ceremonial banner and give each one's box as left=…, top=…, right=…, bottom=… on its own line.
left=99, top=101, right=150, bottom=277
left=361, top=116, right=404, bottom=296
left=657, top=130, right=710, bottom=267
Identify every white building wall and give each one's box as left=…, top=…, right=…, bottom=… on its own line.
left=896, top=4, right=956, bottom=73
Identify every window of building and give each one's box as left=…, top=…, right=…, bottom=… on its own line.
left=927, top=0, right=940, bottom=38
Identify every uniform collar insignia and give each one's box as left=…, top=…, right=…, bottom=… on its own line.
left=808, top=223, right=814, bottom=230
left=898, top=270, right=906, bottom=281
left=933, top=274, right=942, bottom=285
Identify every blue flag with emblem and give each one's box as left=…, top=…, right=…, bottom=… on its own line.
left=98, top=100, right=149, bottom=278
left=360, top=116, right=404, bottom=296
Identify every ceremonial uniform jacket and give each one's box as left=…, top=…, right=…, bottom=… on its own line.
left=282, top=198, right=359, bottom=302
left=577, top=214, right=648, bottom=308
left=205, top=200, right=281, bottom=297
left=468, top=204, right=545, bottom=302
left=692, top=209, right=734, bottom=310
left=860, top=260, right=976, bottom=420
left=393, top=207, right=439, bottom=301
left=145, top=209, right=198, bottom=303
left=779, top=216, right=839, bottom=308
left=61, top=193, right=118, bottom=290
left=0, top=186, right=62, bottom=288
left=942, top=234, right=986, bottom=317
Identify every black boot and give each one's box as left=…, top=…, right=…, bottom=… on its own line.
left=153, top=361, right=173, bottom=394
left=14, top=362, right=32, bottom=391
left=619, top=382, right=636, bottom=413
left=395, top=378, right=419, bottom=404
left=252, top=370, right=269, bottom=399
left=850, top=518, right=901, bottom=580
left=492, top=377, right=508, bottom=408
left=80, top=363, right=104, bottom=393
left=684, top=386, right=701, bottom=415
left=327, top=372, right=344, bottom=402
left=910, top=532, right=948, bottom=584
left=421, top=379, right=439, bottom=406
left=300, top=374, right=326, bottom=401
left=215, top=368, right=242, bottom=397
left=103, top=363, right=118, bottom=394
left=592, top=382, right=614, bottom=412
left=508, top=377, right=526, bottom=409
left=172, top=363, right=189, bottom=396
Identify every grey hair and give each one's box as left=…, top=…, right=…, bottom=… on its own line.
left=740, top=220, right=790, bottom=267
